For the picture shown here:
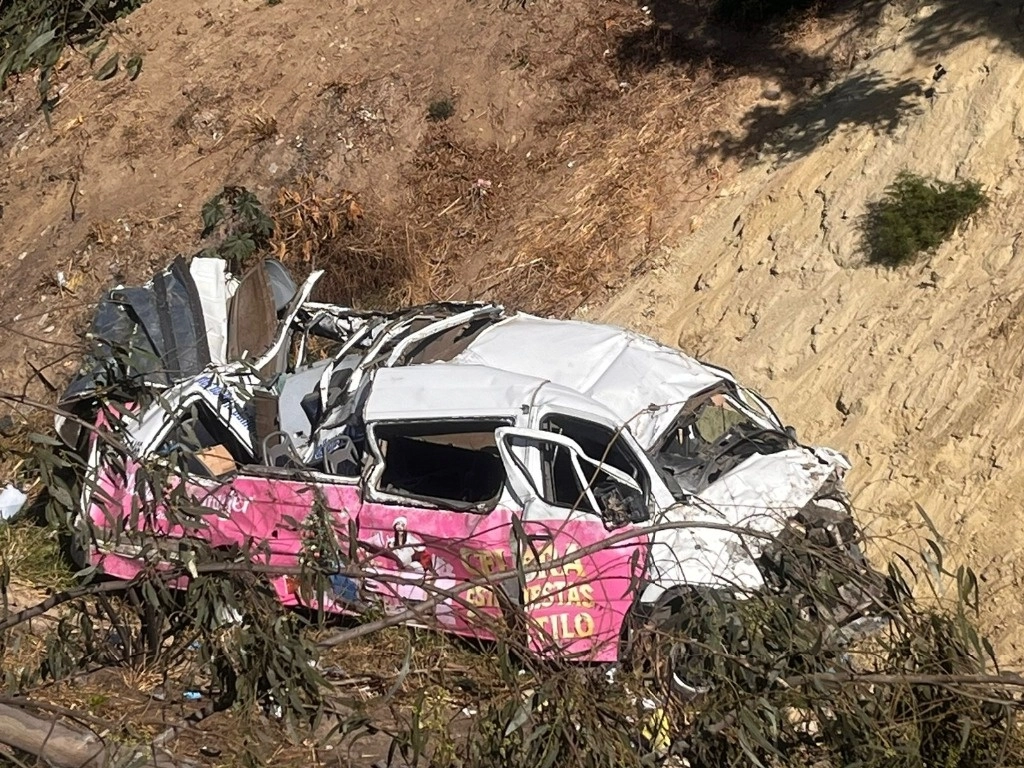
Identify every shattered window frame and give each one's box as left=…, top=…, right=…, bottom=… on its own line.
left=496, top=426, right=648, bottom=525
left=366, top=418, right=513, bottom=513
left=651, top=383, right=796, bottom=497
left=153, top=397, right=255, bottom=479
left=538, top=413, right=650, bottom=509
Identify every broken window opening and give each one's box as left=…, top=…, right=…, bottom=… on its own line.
left=538, top=415, right=649, bottom=525
left=156, top=400, right=254, bottom=478
left=373, top=420, right=509, bottom=512
left=654, top=386, right=795, bottom=497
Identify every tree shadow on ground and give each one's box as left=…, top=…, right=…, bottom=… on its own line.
left=903, top=0, right=1024, bottom=59
left=616, top=0, right=1024, bottom=164
left=710, top=71, right=927, bottom=162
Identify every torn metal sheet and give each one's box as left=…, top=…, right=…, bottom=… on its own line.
left=643, top=450, right=843, bottom=598
left=227, top=261, right=277, bottom=364
left=63, top=256, right=210, bottom=402
left=254, top=268, right=323, bottom=372
left=190, top=257, right=230, bottom=365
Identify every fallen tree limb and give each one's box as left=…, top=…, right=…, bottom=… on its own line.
left=0, top=702, right=185, bottom=768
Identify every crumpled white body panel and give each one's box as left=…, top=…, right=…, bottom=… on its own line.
left=453, top=315, right=728, bottom=449
left=642, top=449, right=841, bottom=600
left=189, top=258, right=231, bottom=366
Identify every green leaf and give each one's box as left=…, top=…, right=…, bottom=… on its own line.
left=25, top=29, right=56, bottom=59
left=221, top=233, right=257, bottom=263
left=49, top=482, right=74, bottom=510
left=200, top=194, right=225, bottom=237
left=74, top=563, right=98, bottom=581
left=94, top=53, right=119, bottom=81
left=28, top=431, right=63, bottom=446
left=87, top=39, right=108, bottom=65
left=126, top=54, right=143, bottom=81
left=914, top=501, right=943, bottom=544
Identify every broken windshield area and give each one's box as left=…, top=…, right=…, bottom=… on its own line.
left=654, top=385, right=795, bottom=497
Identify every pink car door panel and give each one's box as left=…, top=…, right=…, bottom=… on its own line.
left=497, top=426, right=651, bottom=662
left=358, top=418, right=518, bottom=638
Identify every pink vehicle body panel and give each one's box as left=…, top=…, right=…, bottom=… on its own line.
left=85, top=457, right=645, bottom=663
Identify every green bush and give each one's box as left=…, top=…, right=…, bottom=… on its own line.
left=864, top=172, right=987, bottom=267
left=0, top=0, right=145, bottom=113
left=199, top=185, right=274, bottom=272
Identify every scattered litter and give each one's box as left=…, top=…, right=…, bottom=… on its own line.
left=320, top=665, right=349, bottom=680
left=105, top=629, right=126, bottom=649
left=213, top=604, right=243, bottom=627
left=0, top=485, right=27, bottom=520
left=183, top=690, right=203, bottom=701
left=640, top=704, right=671, bottom=755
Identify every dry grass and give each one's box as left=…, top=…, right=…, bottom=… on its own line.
left=269, top=175, right=435, bottom=309
left=340, top=23, right=731, bottom=318
left=242, top=106, right=279, bottom=144
left=415, top=66, right=725, bottom=316
left=270, top=176, right=364, bottom=265
left=253, top=13, right=730, bottom=318
left=0, top=406, right=53, bottom=492
left=503, top=64, right=726, bottom=313
left=0, top=523, right=73, bottom=590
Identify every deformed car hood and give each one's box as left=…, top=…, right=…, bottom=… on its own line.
left=642, top=447, right=845, bottom=599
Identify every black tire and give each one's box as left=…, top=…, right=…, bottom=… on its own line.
left=621, top=588, right=724, bottom=702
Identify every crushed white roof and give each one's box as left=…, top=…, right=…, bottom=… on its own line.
left=451, top=314, right=729, bottom=448
left=363, top=365, right=546, bottom=423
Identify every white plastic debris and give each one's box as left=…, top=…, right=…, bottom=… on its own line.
left=189, top=257, right=231, bottom=365
left=0, top=485, right=26, bottom=520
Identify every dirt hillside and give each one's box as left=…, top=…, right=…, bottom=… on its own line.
left=592, top=1, right=1024, bottom=662
left=0, top=0, right=745, bottom=403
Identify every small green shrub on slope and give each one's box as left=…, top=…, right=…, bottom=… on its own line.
left=864, top=172, right=987, bottom=267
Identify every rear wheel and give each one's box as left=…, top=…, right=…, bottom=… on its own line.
left=621, top=588, right=725, bottom=701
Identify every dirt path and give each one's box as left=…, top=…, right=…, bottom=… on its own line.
left=592, top=1, right=1024, bottom=662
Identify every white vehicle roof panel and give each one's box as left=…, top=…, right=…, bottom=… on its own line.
left=452, top=315, right=728, bottom=448
left=363, top=364, right=546, bottom=422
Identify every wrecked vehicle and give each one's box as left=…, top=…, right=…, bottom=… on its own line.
left=60, top=256, right=882, bottom=678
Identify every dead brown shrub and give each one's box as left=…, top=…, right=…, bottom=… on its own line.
left=270, top=176, right=431, bottom=309
left=241, top=107, right=279, bottom=144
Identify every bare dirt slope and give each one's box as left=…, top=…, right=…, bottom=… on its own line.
left=592, top=1, right=1024, bottom=662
